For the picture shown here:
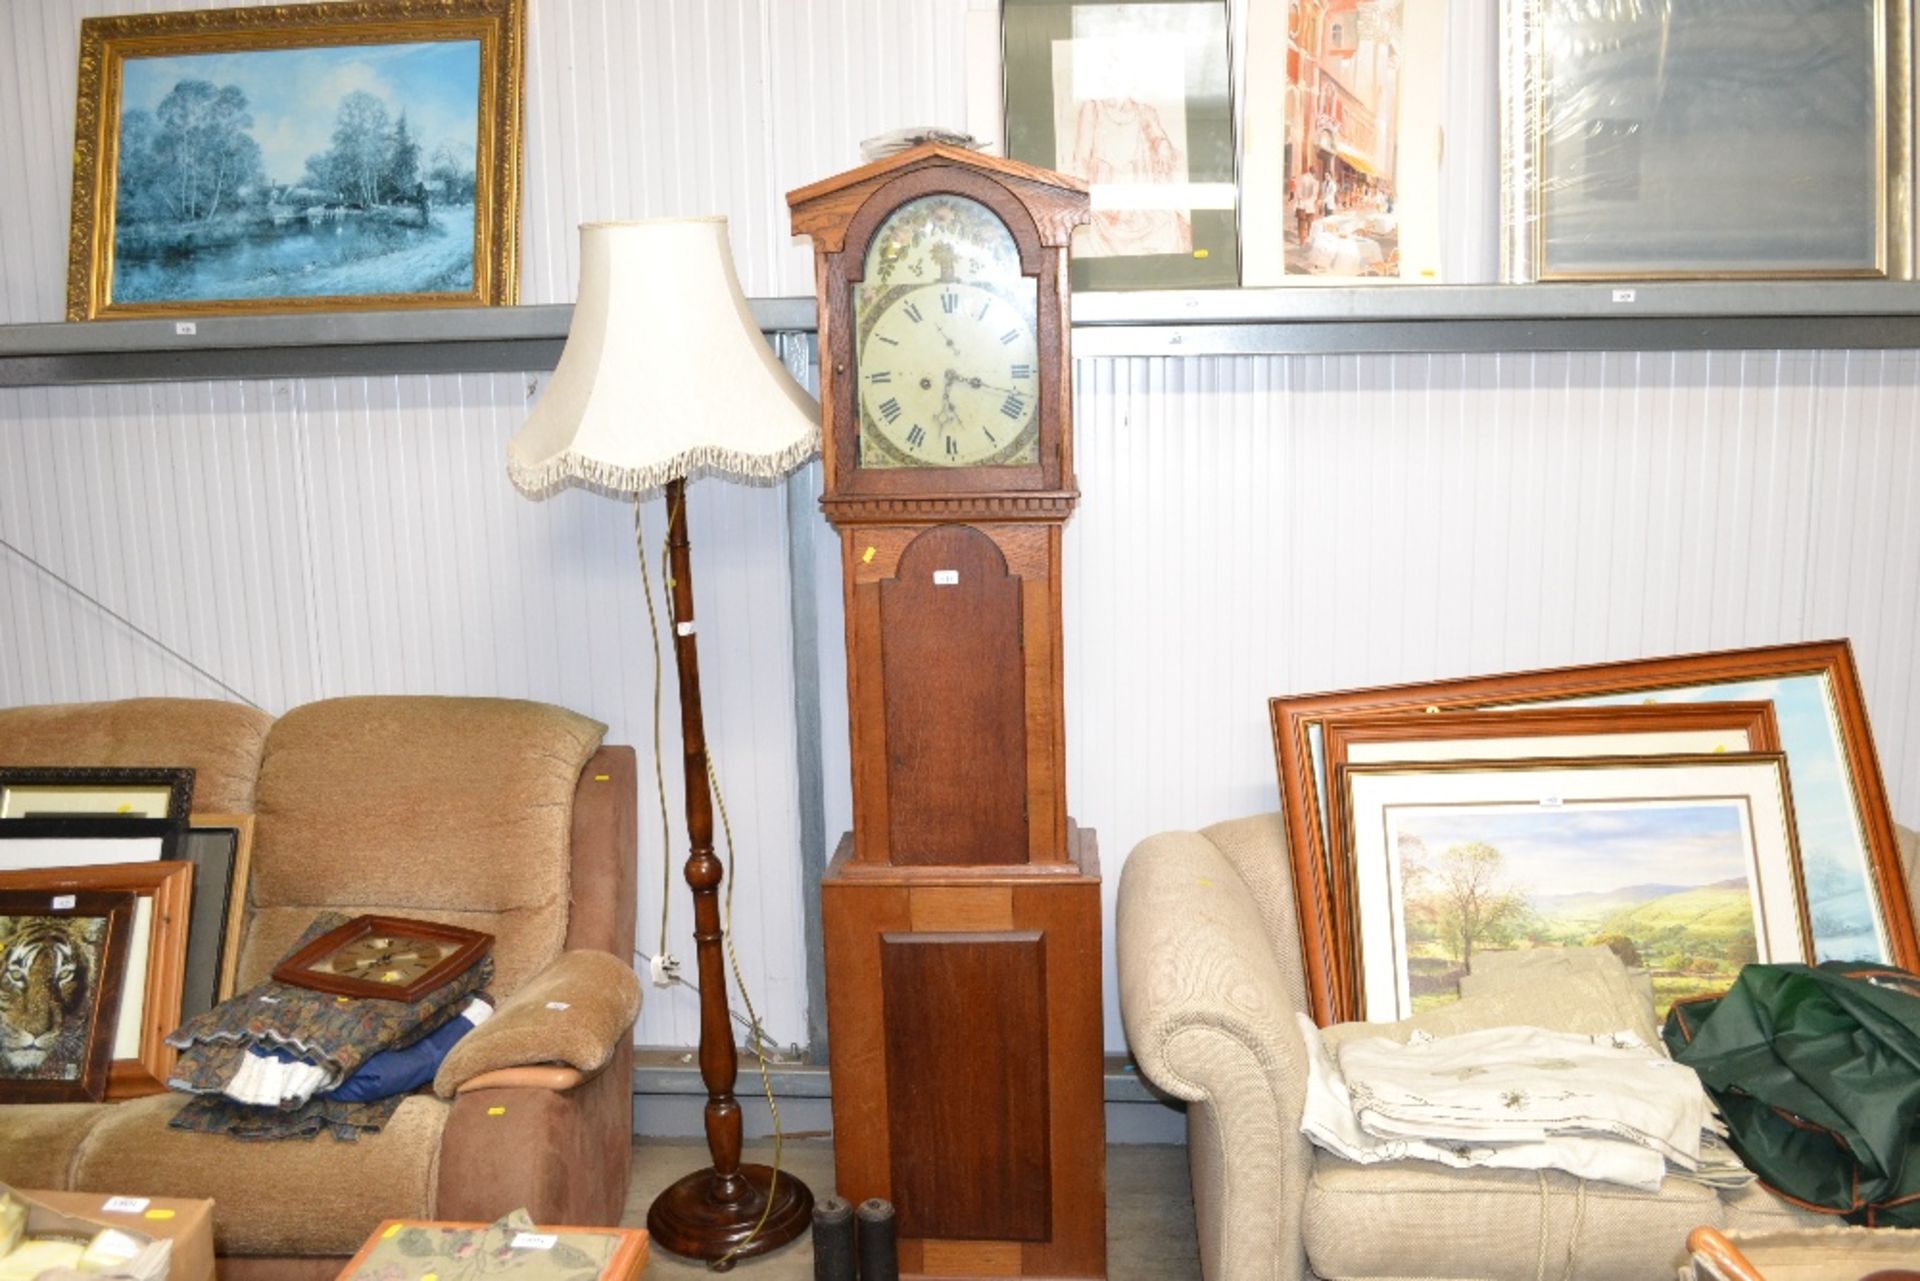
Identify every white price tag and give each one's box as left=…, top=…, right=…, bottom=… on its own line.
left=102, top=1197, right=150, bottom=1214
left=51, top=894, right=76, bottom=911
left=510, top=1233, right=557, bottom=1251
left=675, top=621, right=696, bottom=637
left=1611, top=289, right=1636, bottom=303
left=544, top=1001, right=571, bottom=1011
left=174, top=321, right=197, bottom=335
left=1538, top=795, right=1564, bottom=808
left=933, top=570, right=959, bottom=586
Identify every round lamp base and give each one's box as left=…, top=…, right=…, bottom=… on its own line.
left=646, top=1164, right=815, bottom=1270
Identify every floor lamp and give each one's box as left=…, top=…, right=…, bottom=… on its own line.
left=507, top=218, right=818, bottom=1265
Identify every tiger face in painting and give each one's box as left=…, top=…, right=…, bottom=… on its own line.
left=0, top=915, right=102, bottom=1079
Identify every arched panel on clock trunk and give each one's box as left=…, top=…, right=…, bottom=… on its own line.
left=879, top=524, right=1028, bottom=864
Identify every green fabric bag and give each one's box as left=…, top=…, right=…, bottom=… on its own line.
left=1662, top=962, right=1920, bottom=1226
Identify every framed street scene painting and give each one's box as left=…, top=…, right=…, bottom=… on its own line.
left=1500, top=0, right=1901, bottom=280
left=1342, top=754, right=1810, bottom=1022
left=1004, top=0, right=1239, bottom=289
left=66, top=0, right=525, bottom=320
left=1242, top=0, right=1448, bottom=284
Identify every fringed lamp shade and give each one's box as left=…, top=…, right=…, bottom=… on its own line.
left=507, top=218, right=819, bottom=498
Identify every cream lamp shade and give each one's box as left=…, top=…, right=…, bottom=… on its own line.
left=507, top=217, right=820, bottom=497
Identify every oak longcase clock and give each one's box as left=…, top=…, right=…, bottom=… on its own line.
left=790, top=144, right=1107, bottom=1281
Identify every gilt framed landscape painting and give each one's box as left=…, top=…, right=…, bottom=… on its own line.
left=66, top=0, right=524, bottom=320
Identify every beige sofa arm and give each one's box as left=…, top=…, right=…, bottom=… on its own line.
left=434, top=950, right=641, bottom=1098
left=1118, top=829, right=1314, bottom=1281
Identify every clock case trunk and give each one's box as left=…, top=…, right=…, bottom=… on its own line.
left=791, top=146, right=1107, bottom=1281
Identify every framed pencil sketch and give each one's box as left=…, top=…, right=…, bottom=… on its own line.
left=66, top=0, right=525, bottom=320
left=1004, top=0, right=1239, bottom=289
left=1342, top=754, right=1810, bottom=1022
left=0, top=890, right=136, bottom=1104
left=1271, top=640, right=1916, bottom=1024
left=1500, top=0, right=1905, bottom=280
left=0, top=766, right=193, bottom=822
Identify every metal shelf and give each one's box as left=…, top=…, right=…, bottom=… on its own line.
left=7, top=283, right=1920, bottom=386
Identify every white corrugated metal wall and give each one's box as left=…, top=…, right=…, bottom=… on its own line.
left=3, top=0, right=1919, bottom=1051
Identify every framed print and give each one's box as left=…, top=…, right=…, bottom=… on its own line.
left=66, top=0, right=525, bottom=320
left=1320, top=701, right=1782, bottom=903
left=342, top=1220, right=649, bottom=1281
left=0, top=766, right=193, bottom=821
left=0, top=889, right=136, bottom=1104
left=0, top=819, right=176, bottom=874
left=1241, top=0, right=1448, bottom=284
left=1271, top=640, right=1917, bottom=1024
left=1004, top=0, right=1239, bottom=289
left=1501, top=0, right=1904, bottom=280
left=1341, top=754, right=1810, bottom=1022
left=0, top=862, right=195, bottom=1098
left=187, top=813, right=255, bottom=1005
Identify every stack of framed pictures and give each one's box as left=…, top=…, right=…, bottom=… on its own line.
left=0, top=769, right=255, bottom=1103
left=1270, top=640, right=1919, bottom=1026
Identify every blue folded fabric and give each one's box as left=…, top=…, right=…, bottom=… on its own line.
left=324, top=998, right=493, bottom=1103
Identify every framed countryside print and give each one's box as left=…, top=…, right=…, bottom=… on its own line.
left=1271, top=640, right=1917, bottom=1024
left=1004, top=0, right=1239, bottom=289
left=0, top=862, right=195, bottom=1099
left=0, top=766, right=193, bottom=821
left=1342, top=754, right=1810, bottom=1023
left=0, top=890, right=136, bottom=1104
left=1320, top=701, right=1781, bottom=913
left=1500, top=0, right=1903, bottom=280
left=66, top=0, right=525, bottom=320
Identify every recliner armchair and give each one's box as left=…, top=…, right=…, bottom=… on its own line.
left=0, top=695, right=642, bottom=1281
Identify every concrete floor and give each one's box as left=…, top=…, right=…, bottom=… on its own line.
left=626, top=1140, right=1201, bottom=1280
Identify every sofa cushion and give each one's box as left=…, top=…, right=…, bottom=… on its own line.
left=0, top=1102, right=114, bottom=1188
left=243, top=696, right=605, bottom=996
left=0, top=698, right=272, bottom=814
left=1304, top=1155, right=1719, bottom=1280
left=70, top=1093, right=447, bottom=1256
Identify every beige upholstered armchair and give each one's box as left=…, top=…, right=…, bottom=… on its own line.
left=1117, top=813, right=1920, bottom=1281
left=0, top=696, right=642, bottom=1281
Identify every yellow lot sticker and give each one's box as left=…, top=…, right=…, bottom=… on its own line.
left=487, top=1105, right=507, bottom=1116
left=144, top=1210, right=175, bottom=1221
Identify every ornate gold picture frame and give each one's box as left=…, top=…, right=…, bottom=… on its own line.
left=66, top=0, right=524, bottom=320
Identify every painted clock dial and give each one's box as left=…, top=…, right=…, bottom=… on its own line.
left=329, top=933, right=449, bottom=985
left=853, top=194, right=1040, bottom=468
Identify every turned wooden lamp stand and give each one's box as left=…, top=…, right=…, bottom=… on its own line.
left=506, top=217, right=821, bottom=1268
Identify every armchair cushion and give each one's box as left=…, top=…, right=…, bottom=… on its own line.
left=0, top=698, right=273, bottom=814
left=1304, top=1156, right=1720, bottom=1280
left=433, top=950, right=640, bottom=1098
left=0, top=1103, right=113, bottom=1190
left=69, top=1093, right=446, bottom=1257
left=243, top=697, right=605, bottom=995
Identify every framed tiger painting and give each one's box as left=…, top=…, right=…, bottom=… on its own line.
left=0, top=890, right=136, bottom=1103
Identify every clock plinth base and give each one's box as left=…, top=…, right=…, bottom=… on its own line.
left=646, top=1164, right=814, bottom=1270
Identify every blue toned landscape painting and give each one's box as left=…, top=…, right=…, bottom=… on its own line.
left=112, top=40, right=482, bottom=304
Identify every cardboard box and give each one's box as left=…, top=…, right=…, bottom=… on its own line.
left=4, top=1188, right=214, bottom=1281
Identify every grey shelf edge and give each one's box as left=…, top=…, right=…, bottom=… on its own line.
left=11, top=283, right=1920, bottom=386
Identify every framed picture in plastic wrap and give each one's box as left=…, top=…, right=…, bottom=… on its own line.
left=1500, top=0, right=1905, bottom=280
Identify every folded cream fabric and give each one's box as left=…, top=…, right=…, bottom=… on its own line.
left=1301, top=1018, right=1713, bottom=1191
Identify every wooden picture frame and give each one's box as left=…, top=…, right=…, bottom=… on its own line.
left=0, top=862, right=195, bottom=1098
left=1339, top=753, right=1810, bottom=1022
left=66, top=0, right=525, bottom=320
left=272, top=914, right=491, bottom=1003
left=0, top=889, right=136, bottom=1104
left=1271, top=639, right=1916, bottom=1024
left=1320, top=700, right=1783, bottom=940
left=177, top=814, right=255, bottom=1018
left=0, top=767, right=193, bottom=822
left=341, top=1220, right=649, bottom=1281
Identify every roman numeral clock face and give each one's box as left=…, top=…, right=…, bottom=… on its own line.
left=853, top=195, right=1041, bottom=468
